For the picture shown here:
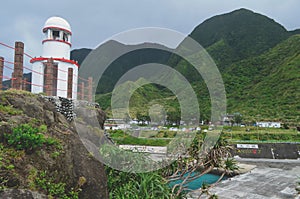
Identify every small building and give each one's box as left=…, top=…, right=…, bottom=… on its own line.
left=221, top=114, right=235, bottom=126
left=104, top=118, right=130, bottom=130
left=256, top=121, right=281, bottom=128
left=30, top=16, right=78, bottom=99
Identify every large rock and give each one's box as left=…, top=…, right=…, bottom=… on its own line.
left=0, top=189, right=47, bottom=199
left=0, top=91, right=108, bottom=199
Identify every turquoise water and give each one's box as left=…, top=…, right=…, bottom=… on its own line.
left=169, top=173, right=227, bottom=191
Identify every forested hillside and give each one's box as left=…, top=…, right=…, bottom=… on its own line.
left=71, top=8, right=300, bottom=124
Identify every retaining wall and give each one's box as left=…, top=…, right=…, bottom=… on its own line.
left=232, top=143, right=300, bottom=159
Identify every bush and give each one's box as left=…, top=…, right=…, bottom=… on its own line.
left=4, top=124, right=56, bottom=151
left=35, top=171, right=81, bottom=199
left=0, top=104, right=23, bottom=115
left=106, top=167, right=174, bottom=199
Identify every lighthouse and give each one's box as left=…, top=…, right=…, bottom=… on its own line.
left=30, top=16, right=78, bottom=99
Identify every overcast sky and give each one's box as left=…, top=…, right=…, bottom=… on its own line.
left=1, top=0, right=300, bottom=66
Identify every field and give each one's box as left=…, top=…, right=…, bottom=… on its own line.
left=222, top=126, right=300, bottom=143
left=108, top=126, right=300, bottom=146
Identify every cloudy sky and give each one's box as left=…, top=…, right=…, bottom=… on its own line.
left=1, top=0, right=300, bottom=66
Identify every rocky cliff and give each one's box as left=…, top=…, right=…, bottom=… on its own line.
left=0, top=90, right=108, bottom=199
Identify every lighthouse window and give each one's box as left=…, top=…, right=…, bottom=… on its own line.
left=63, top=33, right=68, bottom=42
left=52, top=30, right=60, bottom=40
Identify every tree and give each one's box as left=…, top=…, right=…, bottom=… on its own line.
left=166, top=110, right=181, bottom=126
left=136, top=112, right=150, bottom=125
left=233, top=112, right=243, bottom=126
left=166, top=135, right=238, bottom=198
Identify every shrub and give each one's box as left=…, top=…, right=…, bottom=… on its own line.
left=0, top=104, right=23, bottom=115
left=35, top=171, right=81, bottom=199
left=4, top=124, right=56, bottom=151
left=106, top=167, right=173, bottom=199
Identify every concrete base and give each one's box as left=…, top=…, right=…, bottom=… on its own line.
left=188, top=159, right=300, bottom=199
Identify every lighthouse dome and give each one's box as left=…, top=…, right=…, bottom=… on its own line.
left=43, top=16, right=71, bottom=33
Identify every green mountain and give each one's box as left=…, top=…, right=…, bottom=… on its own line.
left=72, top=41, right=173, bottom=94
left=189, top=8, right=290, bottom=69
left=71, top=8, right=300, bottom=124
left=224, top=35, right=300, bottom=123
left=71, top=48, right=92, bottom=65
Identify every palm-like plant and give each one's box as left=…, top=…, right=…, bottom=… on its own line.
left=296, top=179, right=300, bottom=195
left=168, top=133, right=238, bottom=198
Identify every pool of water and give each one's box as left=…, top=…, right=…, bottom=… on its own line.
left=169, top=172, right=227, bottom=191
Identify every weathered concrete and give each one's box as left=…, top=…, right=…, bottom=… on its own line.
left=188, top=159, right=300, bottom=199
left=232, top=143, right=300, bottom=159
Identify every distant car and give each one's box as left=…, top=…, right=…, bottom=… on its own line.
left=240, top=124, right=245, bottom=127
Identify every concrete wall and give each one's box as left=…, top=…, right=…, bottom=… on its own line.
left=232, top=143, right=300, bottom=159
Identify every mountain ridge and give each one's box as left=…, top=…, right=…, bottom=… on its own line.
left=3, top=8, right=298, bottom=124
left=73, top=8, right=300, bottom=124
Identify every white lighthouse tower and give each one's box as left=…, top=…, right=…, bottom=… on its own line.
left=31, top=16, right=78, bottom=99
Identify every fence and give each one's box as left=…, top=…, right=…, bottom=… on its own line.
left=0, top=41, right=93, bottom=101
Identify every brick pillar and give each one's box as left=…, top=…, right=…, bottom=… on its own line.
left=22, top=78, right=27, bottom=91
left=88, top=77, right=93, bottom=102
left=77, top=84, right=81, bottom=100
left=44, top=59, right=54, bottom=96
left=0, top=57, right=3, bottom=90
left=12, top=42, right=24, bottom=90
left=67, top=68, right=73, bottom=98
left=80, top=82, right=85, bottom=100
left=11, top=72, right=15, bottom=89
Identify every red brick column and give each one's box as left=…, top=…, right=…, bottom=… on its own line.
left=12, top=42, right=24, bottom=90
left=88, top=77, right=93, bottom=102
left=0, top=57, right=3, bottom=90
left=67, top=68, right=73, bottom=98
left=22, top=78, right=28, bottom=91
left=11, top=72, right=15, bottom=89
left=44, top=58, right=54, bottom=96
left=80, top=82, right=85, bottom=100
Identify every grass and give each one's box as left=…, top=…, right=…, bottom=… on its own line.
left=108, top=127, right=300, bottom=146
left=0, top=104, right=23, bottom=115
left=2, top=89, right=36, bottom=96
left=108, top=130, right=171, bottom=146
left=222, top=126, right=300, bottom=142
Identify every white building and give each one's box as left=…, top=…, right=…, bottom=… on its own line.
left=30, top=16, right=78, bottom=99
left=256, top=121, right=281, bottom=128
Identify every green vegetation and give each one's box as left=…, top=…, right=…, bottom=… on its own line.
left=106, top=167, right=175, bottom=199
left=0, top=123, right=82, bottom=198
left=4, top=124, right=58, bottom=152
left=77, top=8, right=300, bottom=125
left=0, top=143, right=24, bottom=171
left=224, top=35, right=300, bottom=124
left=0, top=143, right=25, bottom=191
left=222, top=127, right=300, bottom=142
left=0, top=91, right=108, bottom=198
left=190, top=8, right=289, bottom=68
left=103, top=133, right=233, bottom=199
left=108, top=127, right=299, bottom=146
left=154, top=131, right=177, bottom=138
left=0, top=104, right=23, bottom=115
left=296, top=179, right=300, bottom=195
left=33, top=170, right=82, bottom=199
left=108, top=130, right=170, bottom=146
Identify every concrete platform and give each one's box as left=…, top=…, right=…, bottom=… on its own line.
left=188, top=159, right=300, bottom=199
